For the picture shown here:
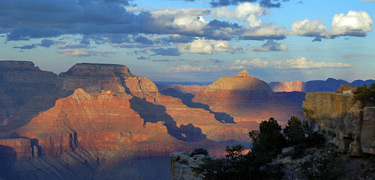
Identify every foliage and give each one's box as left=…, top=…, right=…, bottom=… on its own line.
left=199, top=145, right=284, bottom=180
left=354, top=83, right=375, bottom=107
left=199, top=145, right=252, bottom=180
left=288, top=119, right=325, bottom=159
left=191, top=148, right=209, bottom=157
left=284, top=116, right=305, bottom=146
left=198, top=116, right=326, bottom=180
left=225, top=144, right=244, bottom=160
left=249, top=117, right=286, bottom=157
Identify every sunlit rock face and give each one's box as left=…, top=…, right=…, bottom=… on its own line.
left=193, top=70, right=303, bottom=129
left=14, top=88, right=184, bottom=159
left=303, top=91, right=362, bottom=153
left=0, top=62, right=253, bottom=179
left=303, top=88, right=375, bottom=156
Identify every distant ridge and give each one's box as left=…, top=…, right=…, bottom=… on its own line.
left=270, top=78, right=375, bottom=92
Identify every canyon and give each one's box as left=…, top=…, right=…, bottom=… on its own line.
left=1, top=60, right=373, bottom=179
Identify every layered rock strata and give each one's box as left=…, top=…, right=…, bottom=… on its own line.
left=1, top=62, right=249, bottom=168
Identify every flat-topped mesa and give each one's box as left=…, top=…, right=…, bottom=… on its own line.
left=60, top=63, right=136, bottom=77
left=59, top=63, right=140, bottom=94
left=0, top=61, right=39, bottom=71
left=0, top=60, right=57, bottom=83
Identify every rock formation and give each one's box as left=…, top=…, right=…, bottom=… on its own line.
left=0, top=61, right=251, bottom=179
left=303, top=87, right=375, bottom=155
left=59, top=63, right=136, bottom=94
left=170, top=151, right=208, bottom=180
left=193, top=70, right=304, bottom=128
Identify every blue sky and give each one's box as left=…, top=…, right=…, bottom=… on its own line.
left=0, top=0, right=374, bottom=83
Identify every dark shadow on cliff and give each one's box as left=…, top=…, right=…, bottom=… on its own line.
left=0, top=145, right=16, bottom=180
left=159, top=88, right=235, bottom=124
left=129, top=96, right=207, bottom=142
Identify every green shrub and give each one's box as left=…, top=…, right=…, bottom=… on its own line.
left=354, top=83, right=375, bottom=107
left=249, top=117, right=286, bottom=157
left=284, top=116, right=305, bottom=146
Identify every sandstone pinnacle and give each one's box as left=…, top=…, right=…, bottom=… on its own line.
left=236, top=70, right=249, bottom=77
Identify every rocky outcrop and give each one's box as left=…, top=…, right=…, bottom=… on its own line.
left=170, top=151, right=208, bottom=180
left=269, top=80, right=305, bottom=92
left=361, top=107, right=375, bottom=154
left=336, top=85, right=357, bottom=94
left=0, top=138, right=32, bottom=161
left=303, top=90, right=375, bottom=155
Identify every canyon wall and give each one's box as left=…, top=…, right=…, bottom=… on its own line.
left=0, top=61, right=254, bottom=180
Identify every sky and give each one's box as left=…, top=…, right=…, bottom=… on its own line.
left=0, top=0, right=374, bottom=83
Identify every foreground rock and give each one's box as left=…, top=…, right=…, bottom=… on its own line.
left=303, top=87, right=375, bottom=155
left=170, top=151, right=209, bottom=180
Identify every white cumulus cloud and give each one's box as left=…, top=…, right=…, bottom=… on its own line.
left=329, top=10, right=373, bottom=37
left=241, top=24, right=288, bottom=40
left=177, top=38, right=242, bottom=54
left=151, top=8, right=210, bottom=34
left=290, top=19, right=327, bottom=37
left=211, top=3, right=268, bottom=27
